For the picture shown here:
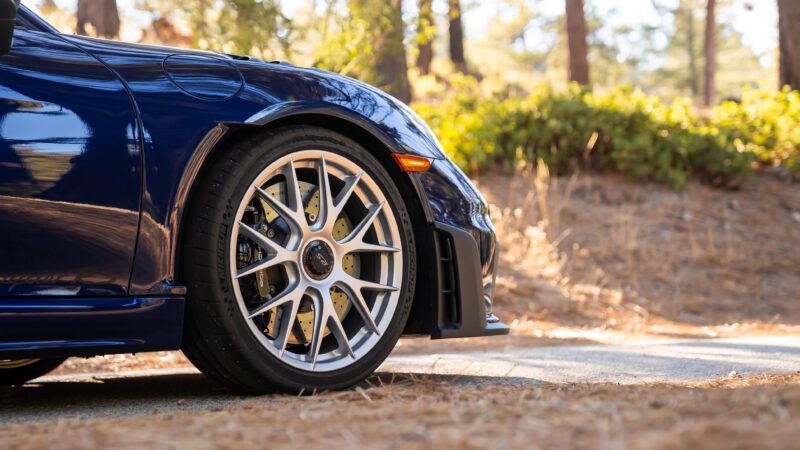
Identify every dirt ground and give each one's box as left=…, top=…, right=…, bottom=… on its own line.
left=477, top=167, right=800, bottom=342
left=3, top=372, right=799, bottom=450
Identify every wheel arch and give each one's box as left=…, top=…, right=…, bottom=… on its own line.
left=172, top=111, right=438, bottom=336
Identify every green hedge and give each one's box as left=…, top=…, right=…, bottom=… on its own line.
left=713, top=87, right=800, bottom=175
left=413, top=80, right=800, bottom=189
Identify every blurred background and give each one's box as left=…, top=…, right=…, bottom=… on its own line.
left=27, top=0, right=800, bottom=346
left=26, top=0, right=781, bottom=100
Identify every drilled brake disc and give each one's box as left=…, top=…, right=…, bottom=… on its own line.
left=257, top=181, right=356, bottom=345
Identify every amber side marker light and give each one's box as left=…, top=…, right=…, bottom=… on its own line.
left=392, top=153, right=432, bottom=172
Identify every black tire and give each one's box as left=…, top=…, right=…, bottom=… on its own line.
left=181, top=126, right=416, bottom=394
left=0, top=358, right=67, bottom=385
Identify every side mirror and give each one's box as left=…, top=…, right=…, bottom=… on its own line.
left=0, top=0, right=19, bottom=55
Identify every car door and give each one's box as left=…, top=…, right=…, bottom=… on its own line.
left=0, top=23, right=141, bottom=296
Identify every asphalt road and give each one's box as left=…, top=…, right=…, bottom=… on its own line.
left=2, top=336, right=799, bottom=425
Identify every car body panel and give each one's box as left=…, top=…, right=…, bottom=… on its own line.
left=0, top=6, right=506, bottom=359
left=0, top=26, right=141, bottom=297
left=0, top=296, right=184, bottom=358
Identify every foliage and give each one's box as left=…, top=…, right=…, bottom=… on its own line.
left=314, top=0, right=410, bottom=101
left=413, top=78, right=779, bottom=189
left=137, top=0, right=294, bottom=57
left=713, top=87, right=800, bottom=173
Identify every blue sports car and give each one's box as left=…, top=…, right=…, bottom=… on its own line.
left=0, top=1, right=507, bottom=393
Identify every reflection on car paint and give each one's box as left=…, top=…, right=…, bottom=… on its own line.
left=0, top=27, right=140, bottom=296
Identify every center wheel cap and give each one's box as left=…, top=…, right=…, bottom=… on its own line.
left=302, top=240, right=335, bottom=280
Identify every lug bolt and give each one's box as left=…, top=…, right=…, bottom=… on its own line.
left=308, top=213, right=317, bottom=222
left=266, top=228, right=276, bottom=238
left=269, top=285, right=277, bottom=295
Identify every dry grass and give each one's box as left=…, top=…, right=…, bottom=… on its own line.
left=3, top=373, right=799, bottom=449
left=476, top=166, right=800, bottom=342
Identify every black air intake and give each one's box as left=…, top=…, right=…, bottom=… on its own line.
left=436, top=231, right=461, bottom=328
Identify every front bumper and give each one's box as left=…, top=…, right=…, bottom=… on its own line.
left=432, top=222, right=509, bottom=338
left=410, top=158, right=509, bottom=339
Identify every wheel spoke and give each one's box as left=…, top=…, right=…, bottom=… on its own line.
left=283, top=159, right=305, bottom=215
left=247, top=283, right=304, bottom=319
left=328, top=172, right=362, bottom=228
left=255, top=185, right=306, bottom=233
left=338, top=201, right=386, bottom=254
left=316, top=155, right=334, bottom=229
left=351, top=202, right=384, bottom=241
left=320, top=288, right=356, bottom=360
left=308, top=292, right=327, bottom=368
left=327, top=307, right=356, bottom=360
left=237, top=221, right=292, bottom=258
left=307, top=288, right=358, bottom=367
left=236, top=256, right=288, bottom=279
left=273, top=297, right=301, bottom=356
left=342, top=273, right=399, bottom=293
left=337, top=281, right=380, bottom=335
left=344, top=242, right=400, bottom=254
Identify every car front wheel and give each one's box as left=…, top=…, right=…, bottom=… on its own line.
left=0, top=358, right=66, bottom=385
left=182, top=126, right=416, bottom=394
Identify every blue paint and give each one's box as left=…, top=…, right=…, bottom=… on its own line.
left=163, top=54, right=244, bottom=100
left=0, top=24, right=141, bottom=297
left=0, top=296, right=185, bottom=358
left=0, top=6, right=504, bottom=360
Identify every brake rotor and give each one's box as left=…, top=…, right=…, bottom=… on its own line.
left=258, top=181, right=356, bottom=345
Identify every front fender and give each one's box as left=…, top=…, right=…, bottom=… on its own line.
left=242, top=100, right=438, bottom=159
left=236, top=62, right=447, bottom=160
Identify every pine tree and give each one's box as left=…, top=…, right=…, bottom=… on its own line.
left=350, top=0, right=412, bottom=102
left=703, top=0, right=716, bottom=106
left=565, top=0, right=590, bottom=85
left=448, top=0, right=466, bottom=72
left=417, top=0, right=434, bottom=75
left=76, top=0, right=120, bottom=38
left=778, top=0, right=800, bottom=90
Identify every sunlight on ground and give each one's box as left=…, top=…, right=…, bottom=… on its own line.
left=477, top=167, right=800, bottom=341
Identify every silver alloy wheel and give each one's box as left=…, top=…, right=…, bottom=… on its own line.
left=230, top=150, right=403, bottom=372
left=0, top=359, right=40, bottom=369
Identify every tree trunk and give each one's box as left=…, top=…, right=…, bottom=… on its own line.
left=565, top=0, right=590, bottom=85
left=448, top=0, right=466, bottom=72
left=703, top=0, right=716, bottom=106
left=351, top=0, right=412, bottom=102
left=76, top=0, right=120, bottom=38
left=417, top=0, right=434, bottom=75
left=778, top=0, right=800, bottom=90
left=684, top=2, right=700, bottom=97
left=377, top=0, right=412, bottom=102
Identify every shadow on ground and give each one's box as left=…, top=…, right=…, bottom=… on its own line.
left=0, top=371, right=535, bottom=425
left=3, top=336, right=800, bottom=425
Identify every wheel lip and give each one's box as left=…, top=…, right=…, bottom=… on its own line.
left=0, top=359, right=41, bottom=369
left=228, top=149, right=404, bottom=373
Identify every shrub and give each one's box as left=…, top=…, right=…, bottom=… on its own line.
left=413, top=81, right=779, bottom=189
left=713, top=87, right=800, bottom=174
